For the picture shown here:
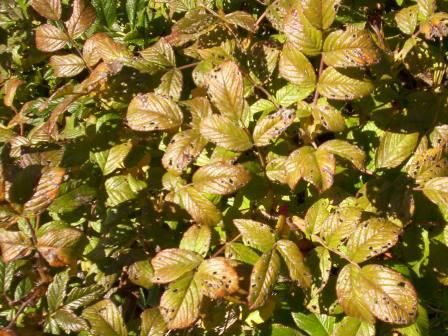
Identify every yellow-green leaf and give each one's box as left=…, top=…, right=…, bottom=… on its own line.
left=276, top=240, right=312, bottom=288
left=395, top=6, right=419, bottom=35
left=375, top=132, right=419, bottom=169
left=179, top=225, right=211, bottom=257
left=233, top=219, right=276, bottom=253
left=319, top=139, right=366, bottom=171
left=155, top=69, right=183, bottom=102
left=279, top=43, right=316, bottom=88
left=140, top=308, right=167, bottom=336
left=422, top=177, right=448, bottom=209
left=253, top=108, right=296, bottom=147
left=83, top=299, right=128, bottom=336
left=301, top=0, right=338, bottom=30
left=320, top=207, right=362, bottom=249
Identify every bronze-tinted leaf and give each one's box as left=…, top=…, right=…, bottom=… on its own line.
left=192, top=162, right=251, bottom=195
left=162, top=130, right=207, bottom=173
left=65, top=0, right=96, bottom=39
left=50, top=54, right=86, bottom=78
left=206, top=61, right=245, bottom=121
left=36, top=228, right=83, bottom=267
left=248, top=249, right=281, bottom=309
left=3, top=78, right=23, bottom=108
left=0, top=230, right=32, bottom=263
left=151, top=248, right=203, bottom=283
left=90, top=33, right=130, bottom=62
left=196, top=257, right=239, bottom=298
left=35, top=24, right=68, bottom=52
left=31, top=0, right=61, bottom=20
left=82, top=37, right=101, bottom=67
left=126, top=93, right=183, bottom=131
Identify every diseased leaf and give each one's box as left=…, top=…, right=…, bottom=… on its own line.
left=151, top=248, right=203, bottom=284
left=322, top=29, right=380, bottom=68
left=126, top=93, right=183, bottom=131
left=200, top=114, right=252, bottom=152
left=304, top=199, right=331, bottom=236
left=314, top=102, right=345, bottom=133
left=36, top=228, right=83, bottom=267
left=65, top=0, right=96, bottom=39
left=0, top=230, right=32, bottom=263
left=155, top=69, right=183, bottom=102
left=35, top=24, right=68, bottom=53
left=128, top=260, right=154, bottom=289
left=31, top=0, right=61, bottom=20
left=279, top=43, right=316, bottom=88
left=140, top=308, right=167, bottom=336
left=284, top=8, right=323, bottom=56
left=192, top=162, right=251, bottom=195
left=337, top=264, right=418, bottom=325
left=166, top=186, right=221, bottom=226
left=196, top=257, right=239, bottom=298
left=179, top=225, right=211, bottom=257
left=375, top=132, right=419, bottom=169
left=395, top=6, right=419, bottom=35
left=159, top=272, right=202, bottom=329
left=233, top=219, right=276, bottom=253
left=253, top=108, right=295, bottom=147
left=83, top=299, right=128, bottom=336
left=320, top=207, right=362, bottom=249
left=225, top=11, right=256, bottom=32
left=319, top=140, right=366, bottom=171
left=50, top=54, right=86, bottom=78
left=276, top=240, right=312, bottom=288
left=346, top=218, right=401, bottom=263
left=248, top=249, right=281, bottom=309
left=317, top=67, right=374, bottom=100
left=140, top=38, right=176, bottom=69
left=207, top=61, right=245, bottom=121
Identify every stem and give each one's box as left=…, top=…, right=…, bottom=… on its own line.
left=212, top=234, right=242, bottom=257
left=312, top=234, right=360, bottom=268
left=312, top=57, right=325, bottom=106
left=176, top=62, right=200, bottom=71
left=254, top=0, right=279, bottom=31
left=60, top=22, right=92, bottom=73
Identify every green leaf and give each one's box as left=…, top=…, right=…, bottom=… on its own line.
left=279, top=43, right=316, bottom=88
left=320, top=207, right=362, bottom=249
left=155, top=69, right=183, bottom=102
left=304, top=199, right=331, bottom=236
left=422, top=177, right=448, bottom=209
left=322, top=29, right=379, bottom=68
left=47, top=270, right=69, bottom=312
left=192, top=162, right=251, bottom=195
left=140, top=308, right=167, bottom=336
left=179, top=225, right=211, bottom=257
left=313, top=101, right=345, bottom=133
left=105, top=175, right=139, bottom=206
left=336, top=264, right=418, bottom=324
left=284, top=8, right=323, bottom=56
left=207, top=61, right=245, bottom=121
left=332, top=316, right=375, bottom=336
left=395, top=6, right=419, bottom=35
left=94, top=142, right=132, bottom=176
left=253, top=108, right=296, bottom=147
left=248, top=249, right=281, bottom=309
left=49, top=185, right=97, bottom=213
left=233, top=219, right=276, bottom=253
left=64, top=285, right=104, bottom=310
left=292, top=313, right=335, bottom=336
left=375, top=132, right=419, bottom=169
left=159, top=272, right=203, bottom=329
left=319, top=140, right=366, bottom=171
left=346, top=218, right=401, bottom=263
left=200, top=114, right=253, bottom=152
left=301, top=0, right=338, bottom=30
left=225, top=242, right=260, bottom=265
left=151, top=248, right=203, bottom=283
left=128, top=260, right=154, bottom=289
left=196, top=257, right=239, bottom=298
left=417, top=0, right=436, bottom=19
left=272, top=324, right=306, bottom=336
left=166, top=186, right=222, bottom=226
left=54, top=308, right=89, bottom=333
left=92, top=0, right=117, bottom=28
left=0, top=230, right=32, bottom=263
left=83, top=299, right=128, bottom=336
left=317, top=67, right=374, bottom=100
left=276, top=240, right=312, bottom=288
left=126, top=93, right=183, bottom=131
left=162, top=130, right=207, bottom=173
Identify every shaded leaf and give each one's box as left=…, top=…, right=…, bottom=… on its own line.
left=140, top=308, right=167, bottom=336
left=36, top=228, right=83, bottom=267
left=47, top=270, right=69, bottom=312
left=65, top=285, right=104, bottom=310
left=225, top=11, right=256, bottom=32
left=155, top=69, right=183, bottom=102
left=128, top=260, right=154, bottom=289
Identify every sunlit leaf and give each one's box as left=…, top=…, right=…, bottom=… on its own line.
left=375, top=132, right=419, bottom=169
left=128, top=260, right=154, bottom=289
left=314, top=101, right=345, bottom=133
left=319, top=139, right=366, bottom=171
left=317, top=67, right=374, bottom=100
left=395, top=6, right=419, bottom=35
left=301, top=0, right=338, bottom=30
left=196, top=257, right=239, bottom=298
left=233, top=219, right=276, bottom=253
left=248, top=249, right=281, bottom=309
left=276, top=240, right=312, bottom=288
left=31, top=0, right=61, bottom=20
left=140, top=308, right=167, bottom=336
left=179, top=225, right=211, bottom=257
left=35, top=24, right=68, bottom=53
left=151, top=248, right=203, bottom=284
left=207, top=61, right=245, bottom=121
left=83, top=299, right=128, bottom=336
left=337, top=264, right=418, bottom=325
left=36, top=228, right=83, bottom=267
left=50, top=54, right=86, bottom=78
left=346, top=218, right=401, bottom=263
left=292, top=312, right=335, bottom=336
left=279, top=43, right=316, bottom=88
left=200, top=114, right=252, bottom=152
left=417, top=0, right=436, bottom=19
left=322, top=29, right=380, bottom=68
left=253, top=108, right=295, bottom=147
left=65, top=0, right=96, bottom=39
left=332, top=317, right=375, bottom=336
left=320, top=207, right=362, bottom=249
left=159, top=272, right=202, bottom=329
left=422, top=177, right=448, bottom=209
left=0, top=230, right=32, bottom=263
left=192, top=162, right=251, bottom=195
left=126, top=93, right=183, bottom=131
left=82, top=37, right=102, bottom=67
left=54, top=308, right=89, bottom=333
left=155, top=69, right=183, bottom=102
left=91, top=33, right=131, bottom=62
left=65, top=285, right=104, bottom=310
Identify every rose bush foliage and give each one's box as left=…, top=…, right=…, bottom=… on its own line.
left=0, top=0, right=448, bottom=335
